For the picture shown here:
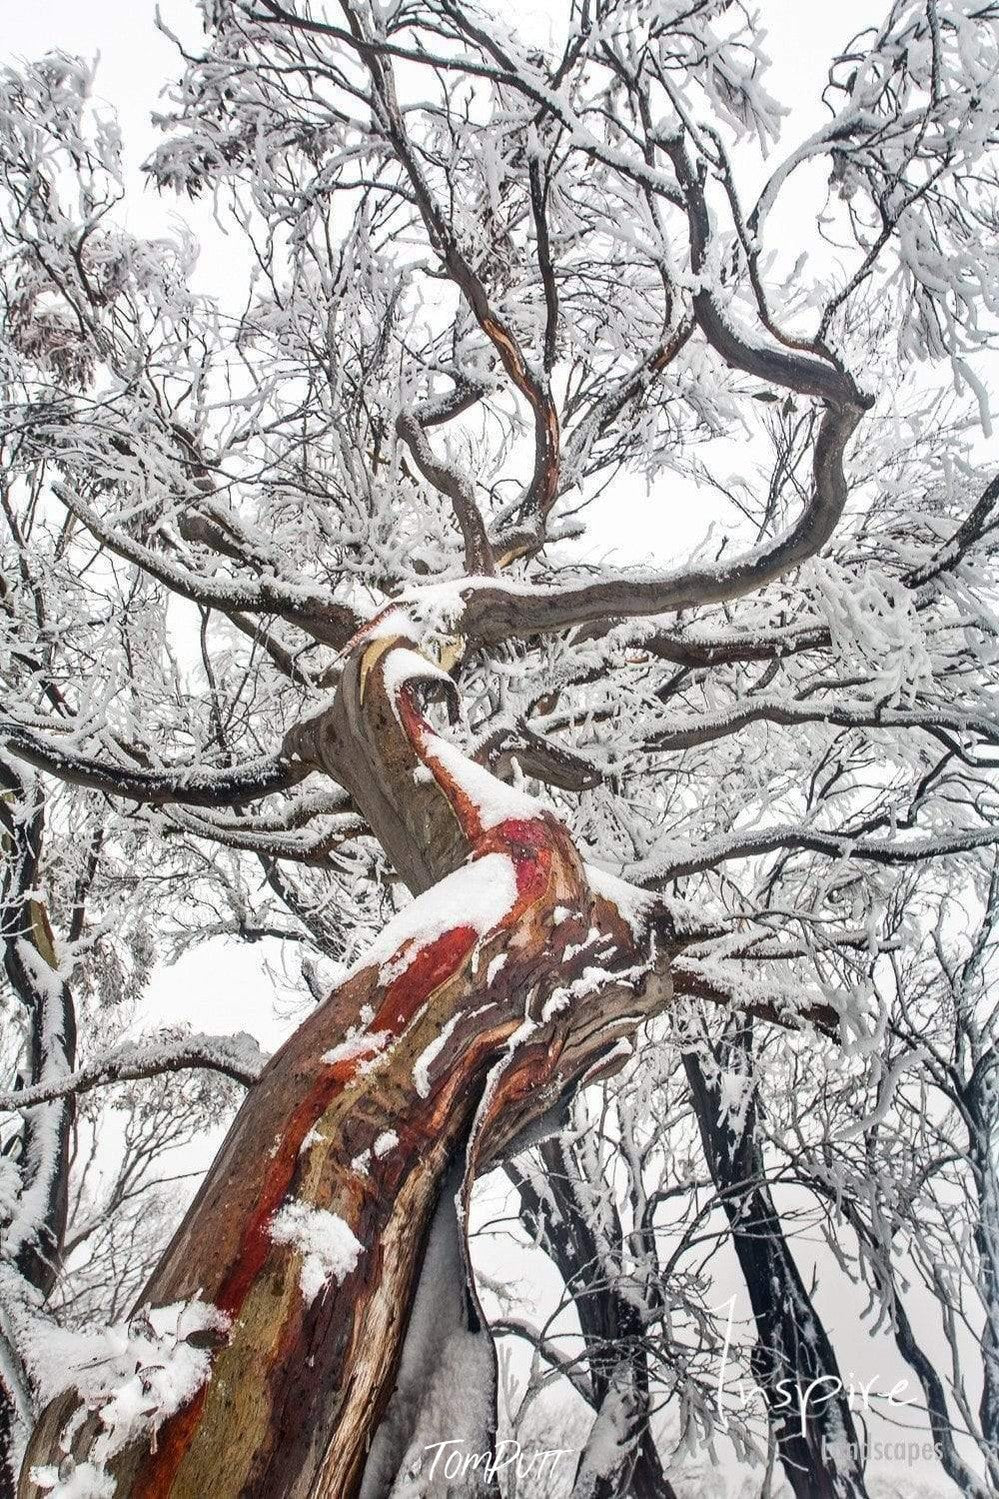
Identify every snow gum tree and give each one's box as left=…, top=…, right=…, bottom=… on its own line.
left=1, top=0, right=999, bottom=1495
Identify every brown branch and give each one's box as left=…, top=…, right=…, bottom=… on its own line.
left=474, top=719, right=603, bottom=792
left=646, top=823, right=999, bottom=883
left=0, top=1033, right=265, bottom=1111
left=672, top=965, right=840, bottom=1039
left=1, top=720, right=316, bottom=807
left=459, top=398, right=864, bottom=641
left=395, top=410, right=494, bottom=573
left=54, top=483, right=360, bottom=648
left=343, top=4, right=561, bottom=533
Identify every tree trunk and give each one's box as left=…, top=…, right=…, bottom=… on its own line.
left=1, top=773, right=77, bottom=1497
left=512, top=1139, right=679, bottom=1498
left=965, top=1050, right=999, bottom=1487
left=684, top=1031, right=869, bottom=1499
left=20, top=638, right=674, bottom=1499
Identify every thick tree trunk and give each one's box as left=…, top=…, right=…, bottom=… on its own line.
left=684, top=1031, right=869, bottom=1499
left=20, top=638, right=674, bottom=1499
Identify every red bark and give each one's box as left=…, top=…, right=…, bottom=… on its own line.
left=21, top=638, right=675, bottom=1499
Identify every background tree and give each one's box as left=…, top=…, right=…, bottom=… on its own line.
left=0, top=1, right=998, bottom=1496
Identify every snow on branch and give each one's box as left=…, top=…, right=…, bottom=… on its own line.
left=644, top=696, right=999, bottom=754
left=0, top=1032, right=266, bottom=1113
left=0, top=722, right=315, bottom=807
left=637, top=823, right=999, bottom=883
left=53, top=485, right=361, bottom=649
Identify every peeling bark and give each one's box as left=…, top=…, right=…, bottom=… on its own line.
left=20, top=639, right=674, bottom=1499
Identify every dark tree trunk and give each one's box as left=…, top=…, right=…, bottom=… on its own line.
left=1, top=773, right=76, bottom=1498
left=965, top=1052, right=999, bottom=1480
left=512, top=1138, right=679, bottom=1499
left=684, top=1030, right=869, bottom=1499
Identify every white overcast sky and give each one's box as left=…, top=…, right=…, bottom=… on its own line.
left=3, top=0, right=877, bottom=225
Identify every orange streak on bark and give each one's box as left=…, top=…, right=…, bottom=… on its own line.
left=131, top=920, right=483, bottom=1499
left=129, top=658, right=567, bottom=1499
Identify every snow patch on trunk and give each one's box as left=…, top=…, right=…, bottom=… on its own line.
left=423, top=729, right=542, bottom=828
left=26, top=1300, right=229, bottom=1496
left=321, top=1029, right=390, bottom=1067
left=584, top=864, right=656, bottom=938
left=346, top=852, right=518, bottom=982
left=269, top=1201, right=364, bottom=1303
left=413, top=1012, right=464, bottom=1099
left=31, top=1461, right=116, bottom=1498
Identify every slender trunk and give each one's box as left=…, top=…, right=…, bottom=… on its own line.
left=1, top=783, right=77, bottom=1298
left=512, top=1140, right=679, bottom=1498
left=0, top=1408, right=17, bottom=1499
left=683, top=1031, right=869, bottom=1499
left=21, top=639, right=674, bottom=1499
left=1, top=776, right=76, bottom=1496
left=965, top=1051, right=999, bottom=1486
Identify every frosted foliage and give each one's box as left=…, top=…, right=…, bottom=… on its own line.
left=802, top=558, right=934, bottom=704
left=817, top=1, right=999, bottom=367
left=2, top=2, right=999, bottom=1496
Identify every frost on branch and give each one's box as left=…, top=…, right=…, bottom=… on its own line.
left=5, top=1, right=999, bottom=1495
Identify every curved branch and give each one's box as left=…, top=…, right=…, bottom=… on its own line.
left=0, top=1033, right=266, bottom=1111
left=457, top=399, right=864, bottom=641
left=663, top=136, right=868, bottom=408
left=395, top=410, right=494, bottom=574
left=1, top=722, right=315, bottom=807
left=491, top=1318, right=594, bottom=1406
